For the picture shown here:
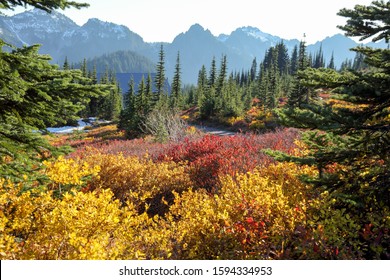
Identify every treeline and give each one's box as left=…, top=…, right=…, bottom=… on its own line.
left=114, top=38, right=371, bottom=138
left=118, top=46, right=184, bottom=140
left=71, top=50, right=155, bottom=74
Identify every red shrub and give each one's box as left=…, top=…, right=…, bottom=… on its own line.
left=157, top=128, right=300, bottom=190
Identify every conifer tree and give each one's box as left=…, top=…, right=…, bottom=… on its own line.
left=313, top=44, right=325, bottom=69
left=215, top=55, right=228, bottom=114
left=208, top=56, right=217, bottom=88
left=0, top=41, right=108, bottom=177
left=118, top=77, right=136, bottom=131
left=250, top=58, right=257, bottom=82
left=145, top=73, right=153, bottom=110
left=290, top=45, right=299, bottom=75
left=276, top=41, right=290, bottom=75
left=327, top=52, right=335, bottom=69
left=196, top=65, right=208, bottom=107
left=288, top=40, right=310, bottom=107
left=170, top=51, right=182, bottom=109
left=154, top=44, right=167, bottom=107
left=81, top=58, right=87, bottom=78
left=63, top=56, right=69, bottom=70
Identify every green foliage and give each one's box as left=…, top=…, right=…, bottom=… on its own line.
left=170, top=52, right=182, bottom=109
left=73, top=50, right=155, bottom=74
left=272, top=1, right=390, bottom=259
left=154, top=44, right=168, bottom=107
left=0, top=41, right=110, bottom=178
left=337, top=0, right=390, bottom=43
left=0, top=0, right=89, bottom=12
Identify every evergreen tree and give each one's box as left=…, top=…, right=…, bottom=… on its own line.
left=327, top=52, right=335, bottom=69
left=0, top=42, right=108, bottom=177
left=208, top=56, right=217, bottom=88
left=216, top=55, right=227, bottom=95
left=196, top=65, right=208, bottom=107
left=266, top=63, right=279, bottom=110
left=215, top=55, right=228, bottom=114
left=273, top=0, right=390, bottom=259
left=313, top=44, right=325, bottom=68
left=290, top=45, right=299, bottom=75
left=352, top=49, right=367, bottom=70
left=63, top=56, right=69, bottom=70
left=276, top=41, right=290, bottom=75
left=288, top=40, right=310, bottom=107
left=81, top=58, right=87, bottom=78
left=154, top=44, right=167, bottom=107
left=170, top=51, right=182, bottom=109
left=340, top=58, right=353, bottom=71
left=250, top=58, right=257, bottom=82
left=118, top=77, right=136, bottom=132
left=136, top=76, right=148, bottom=117
left=145, top=73, right=153, bottom=111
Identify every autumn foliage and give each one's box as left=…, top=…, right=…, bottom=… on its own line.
left=1, top=127, right=388, bottom=260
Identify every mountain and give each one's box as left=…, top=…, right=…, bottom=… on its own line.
left=165, top=24, right=247, bottom=84
left=222, top=26, right=299, bottom=59
left=0, top=9, right=154, bottom=64
left=1, top=9, right=387, bottom=84
left=0, top=8, right=78, bottom=56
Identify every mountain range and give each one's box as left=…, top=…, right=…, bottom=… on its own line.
left=1, top=9, right=387, bottom=84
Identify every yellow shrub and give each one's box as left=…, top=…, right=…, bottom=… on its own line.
left=43, top=155, right=100, bottom=193
left=249, top=120, right=265, bottom=131
left=162, top=162, right=318, bottom=259
left=82, top=150, right=192, bottom=209
left=0, top=179, right=155, bottom=260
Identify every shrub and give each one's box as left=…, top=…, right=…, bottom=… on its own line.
left=82, top=149, right=191, bottom=215
left=158, top=129, right=300, bottom=190
left=0, top=179, right=152, bottom=260
left=160, top=162, right=317, bottom=259
left=142, top=109, right=187, bottom=143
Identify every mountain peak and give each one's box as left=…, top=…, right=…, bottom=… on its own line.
left=5, top=8, right=78, bottom=35
left=187, top=23, right=209, bottom=35
left=236, top=26, right=274, bottom=42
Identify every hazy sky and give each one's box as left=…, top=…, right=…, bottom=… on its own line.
left=5, top=0, right=376, bottom=43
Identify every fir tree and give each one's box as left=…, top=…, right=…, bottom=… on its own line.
left=276, top=41, right=290, bottom=75
left=196, top=65, right=208, bottom=107
left=208, top=56, right=217, bottom=88
left=63, top=56, right=69, bottom=70
left=327, top=52, right=335, bottom=69
left=170, top=51, right=182, bottom=109
left=81, top=58, right=87, bottom=78
left=0, top=42, right=108, bottom=178
left=313, top=44, right=325, bottom=69
left=118, top=77, right=136, bottom=132
left=290, top=45, right=299, bottom=75
left=154, top=44, right=167, bottom=107
left=250, top=58, right=257, bottom=82
left=288, top=40, right=310, bottom=107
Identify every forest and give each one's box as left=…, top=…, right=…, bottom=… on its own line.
left=0, top=0, right=389, bottom=260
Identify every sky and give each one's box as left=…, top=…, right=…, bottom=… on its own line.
left=4, top=0, right=376, bottom=44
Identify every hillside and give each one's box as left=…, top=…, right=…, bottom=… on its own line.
left=74, top=50, right=155, bottom=74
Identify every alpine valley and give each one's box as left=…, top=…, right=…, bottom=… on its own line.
left=0, top=8, right=387, bottom=84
